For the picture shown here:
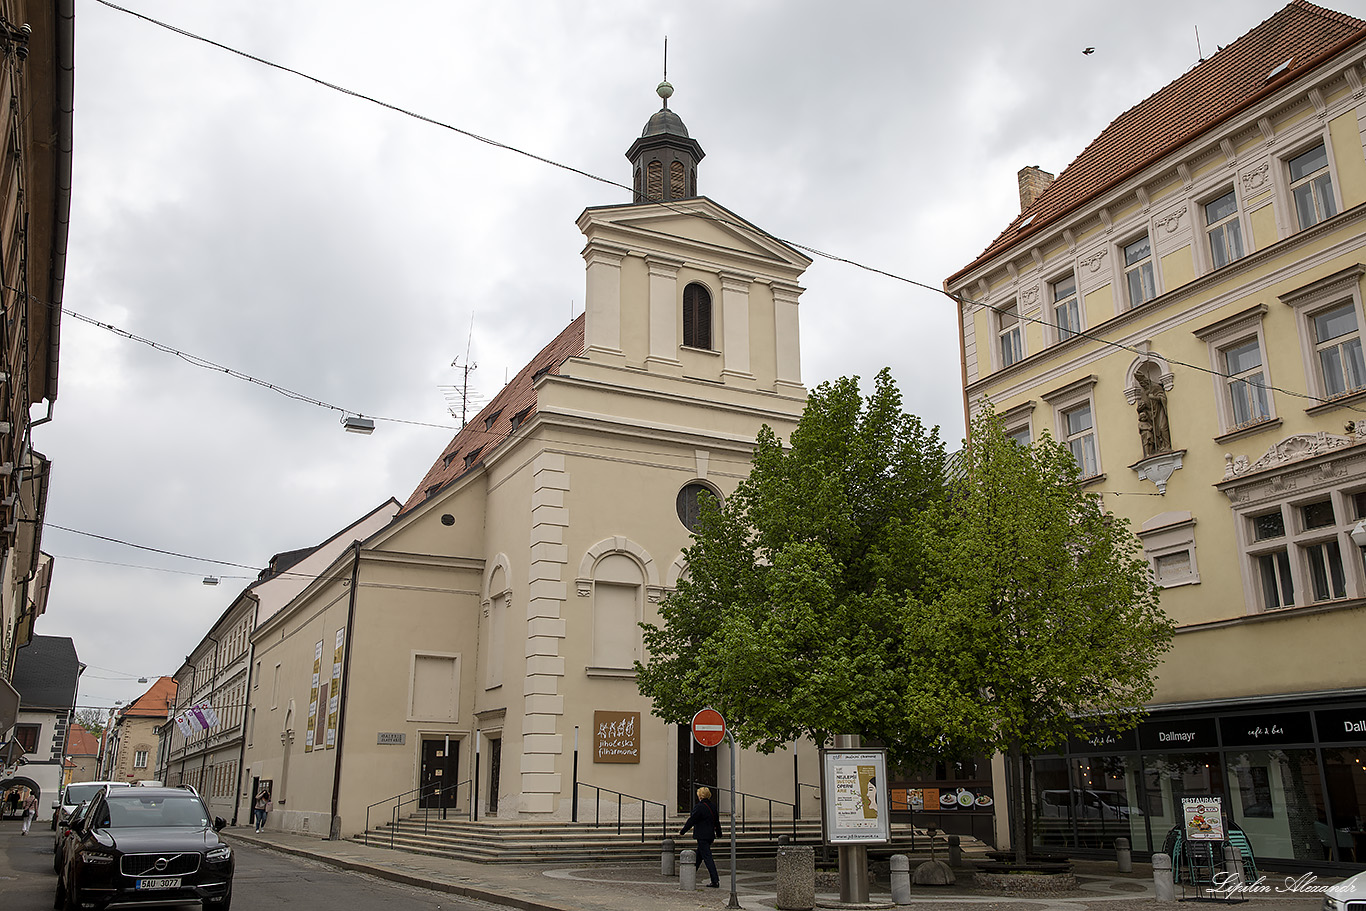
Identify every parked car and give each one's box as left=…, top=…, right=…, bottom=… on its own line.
left=50, top=781, right=131, bottom=831
left=52, top=800, right=92, bottom=873
left=1039, top=788, right=1142, bottom=819
left=1323, top=867, right=1366, bottom=911
left=56, top=786, right=233, bottom=911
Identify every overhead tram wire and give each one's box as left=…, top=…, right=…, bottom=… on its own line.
left=85, top=2, right=1366, bottom=423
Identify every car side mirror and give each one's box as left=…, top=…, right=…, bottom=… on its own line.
left=213, top=817, right=227, bottom=832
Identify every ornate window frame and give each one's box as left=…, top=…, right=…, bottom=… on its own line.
left=1280, top=264, right=1366, bottom=410
left=1042, top=375, right=1102, bottom=481
left=1193, top=303, right=1279, bottom=441
left=1217, top=427, right=1366, bottom=613
left=1136, top=510, right=1200, bottom=588
left=577, top=537, right=662, bottom=677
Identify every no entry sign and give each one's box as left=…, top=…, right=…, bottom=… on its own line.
left=691, top=708, right=726, bottom=748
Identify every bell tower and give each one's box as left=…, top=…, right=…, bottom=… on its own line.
left=625, top=79, right=705, bottom=204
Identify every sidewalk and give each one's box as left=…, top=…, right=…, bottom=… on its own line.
left=224, top=829, right=1353, bottom=911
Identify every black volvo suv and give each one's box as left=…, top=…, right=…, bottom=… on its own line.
left=55, top=786, right=234, bottom=911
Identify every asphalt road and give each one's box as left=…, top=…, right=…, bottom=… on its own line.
left=0, top=820, right=501, bottom=911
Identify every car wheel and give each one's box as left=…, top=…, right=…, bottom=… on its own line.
left=53, top=873, right=65, bottom=910
left=52, top=850, right=60, bottom=874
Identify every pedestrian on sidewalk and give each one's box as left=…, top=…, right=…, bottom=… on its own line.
left=20, top=791, right=37, bottom=835
left=253, top=789, right=271, bottom=832
left=680, top=786, right=723, bottom=888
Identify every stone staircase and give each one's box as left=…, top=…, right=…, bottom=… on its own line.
left=351, top=815, right=993, bottom=865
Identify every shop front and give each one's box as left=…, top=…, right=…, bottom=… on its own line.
left=1031, top=696, right=1366, bottom=870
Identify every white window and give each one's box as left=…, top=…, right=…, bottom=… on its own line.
left=1007, top=424, right=1032, bottom=447
left=134, top=749, right=148, bottom=769
left=1204, top=189, right=1244, bottom=269
left=1052, top=273, right=1080, bottom=341
left=1042, top=377, right=1100, bottom=480
left=998, top=302, right=1023, bottom=367
left=1288, top=143, right=1336, bottom=230
left=1123, top=234, right=1156, bottom=308
left=1311, top=303, right=1366, bottom=400
left=1137, top=511, right=1200, bottom=589
left=1222, top=339, right=1271, bottom=429
left=1062, top=403, right=1098, bottom=477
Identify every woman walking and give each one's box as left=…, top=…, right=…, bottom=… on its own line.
left=252, top=788, right=271, bottom=832
left=679, top=786, right=723, bottom=888
left=20, top=791, right=37, bottom=835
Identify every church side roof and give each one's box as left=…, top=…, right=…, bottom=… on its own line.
left=399, top=314, right=586, bottom=515
left=12, top=635, right=79, bottom=710
left=948, top=1, right=1366, bottom=284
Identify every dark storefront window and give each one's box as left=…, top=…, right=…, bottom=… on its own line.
left=1226, top=749, right=1324, bottom=861
left=1140, top=752, right=1226, bottom=847
left=1322, top=748, right=1366, bottom=863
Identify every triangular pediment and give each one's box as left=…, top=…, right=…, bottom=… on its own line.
left=578, top=197, right=811, bottom=278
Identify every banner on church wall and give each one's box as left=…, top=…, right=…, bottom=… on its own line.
left=305, top=640, right=322, bottom=752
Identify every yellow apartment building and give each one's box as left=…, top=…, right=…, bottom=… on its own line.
left=945, top=1, right=1366, bottom=870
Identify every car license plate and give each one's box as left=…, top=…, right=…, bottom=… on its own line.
left=135, top=877, right=181, bottom=890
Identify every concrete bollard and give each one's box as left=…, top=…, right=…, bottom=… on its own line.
left=680, top=849, right=696, bottom=891
left=662, top=837, right=675, bottom=877
left=947, top=835, right=961, bottom=868
left=1222, top=843, right=1244, bottom=889
left=1115, top=837, right=1132, bottom=873
left=775, top=844, right=816, bottom=911
left=778, top=834, right=790, bottom=846
left=1153, top=852, right=1175, bottom=901
left=890, top=854, right=911, bottom=905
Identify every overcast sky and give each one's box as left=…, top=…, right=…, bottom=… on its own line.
left=36, top=0, right=1327, bottom=712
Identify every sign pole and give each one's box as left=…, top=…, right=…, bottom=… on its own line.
left=726, top=728, right=739, bottom=910
left=835, top=734, right=870, bottom=904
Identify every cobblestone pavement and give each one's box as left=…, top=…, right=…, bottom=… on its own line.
left=225, top=829, right=1359, bottom=911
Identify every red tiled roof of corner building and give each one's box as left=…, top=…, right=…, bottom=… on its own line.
left=398, top=313, right=587, bottom=515
left=121, top=676, right=177, bottom=718
left=947, top=1, right=1366, bottom=286
left=65, top=723, right=100, bottom=756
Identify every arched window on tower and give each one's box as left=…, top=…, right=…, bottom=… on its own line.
left=592, top=553, right=644, bottom=670
left=689, top=167, right=696, bottom=197
left=670, top=161, right=685, bottom=198
left=683, top=282, right=712, bottom=350
left=646, top=160, right=664, bottom=201
left=634, top=166, right=642, bottom=202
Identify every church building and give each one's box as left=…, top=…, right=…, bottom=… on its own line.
left=241, top=81, right=821, bottom=834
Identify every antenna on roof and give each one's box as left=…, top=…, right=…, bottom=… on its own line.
left=1195, top=25, right=1204, bottom=63
left=439, top=315, right=485, bottom=428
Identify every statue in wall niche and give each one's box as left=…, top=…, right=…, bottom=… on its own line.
left=1135, top=371, right=1172, bottom=457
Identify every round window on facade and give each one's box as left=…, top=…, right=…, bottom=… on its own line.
left=676, top=482, right=719, bottom=532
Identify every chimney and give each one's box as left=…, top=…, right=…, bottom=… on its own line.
left=1017, top=165, right=1055, bottom=214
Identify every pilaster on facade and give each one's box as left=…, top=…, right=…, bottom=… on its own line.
left=523, top=452, right=569, bottom=814
left=720, top=272, right=754, bottom=383
left=583, top=244, right=628, bottom=359
left=645, top=255, right=684, bottom=373
left=771, top=282, right=804, bottom=395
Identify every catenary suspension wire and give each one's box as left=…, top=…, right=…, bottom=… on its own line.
left=84, top=1, right=1366, bottom=422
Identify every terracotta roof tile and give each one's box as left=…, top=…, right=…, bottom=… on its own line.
left=948, top=1, right=1366, bottom=284
left=398, top=314, right=586, bottom=514
left=120, top=676, right=177, bottom=719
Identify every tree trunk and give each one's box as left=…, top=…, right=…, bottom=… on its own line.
left=1007, top=741, right=1027, bottom=864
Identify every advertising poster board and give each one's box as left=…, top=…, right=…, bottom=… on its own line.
left=820, top=748, right=890, bottom=844
left=1181, top=796, right=1225, bottom=841
left=305, top=640, right=322, bottom=751
left=326, top=629, right=344, bottom=749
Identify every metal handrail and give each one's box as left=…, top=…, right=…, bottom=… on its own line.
left=363, top=779, right=471, bottom=847
left=574, top=782, right=667, bottom=842
left=725, top=788, right=798, bottom=840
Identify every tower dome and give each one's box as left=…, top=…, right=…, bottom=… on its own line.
left=626, top=81, right=705, bottom=204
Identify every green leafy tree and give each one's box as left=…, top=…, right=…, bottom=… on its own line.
left=904, top=409, right=1174, bottom=861
left=637, top=369, right=950, bottom=760
left=74, top=708, right=106, bottom=739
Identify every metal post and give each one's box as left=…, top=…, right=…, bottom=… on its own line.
left=836, top=734, right=870, bottom=905
left=572, top=725, right=579, bottom=823
left=794, top=749, right=801, bottom=820
left=442, top=734, right=449, bottom=820
left=726, top=730, right=739, bottom=910
left=473, top=734, right=480, bottom=823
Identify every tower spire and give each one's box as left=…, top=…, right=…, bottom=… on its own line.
left=627, top=46, right=703, bottom=204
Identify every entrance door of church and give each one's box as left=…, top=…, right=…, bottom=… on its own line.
left=419, top=739, right=457, bottom=809
left=486, top=737, right=501, bottom=815
left=676, top=724, right=718, bottom=813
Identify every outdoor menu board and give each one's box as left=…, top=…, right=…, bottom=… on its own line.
left=890, top=786, right=994, bottom=813
left=820, top=748, right=890, bottom=844
left=1181, top=796, right=1225, bottom=841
